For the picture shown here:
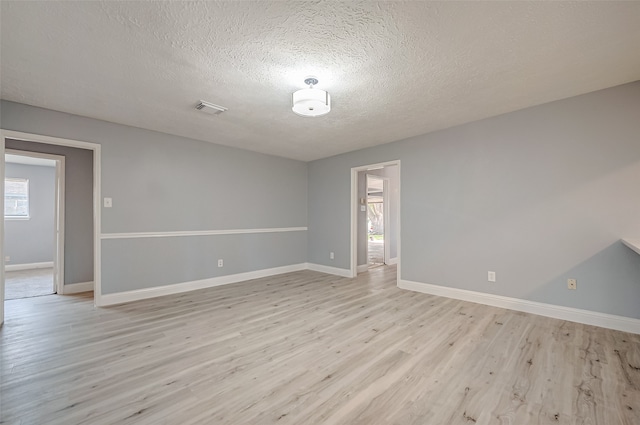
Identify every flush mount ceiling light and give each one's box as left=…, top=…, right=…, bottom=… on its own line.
left=292, top=77, right=331, bottom=117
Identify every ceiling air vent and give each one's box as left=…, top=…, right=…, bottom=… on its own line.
left=195, top=100, right=227, bottom=115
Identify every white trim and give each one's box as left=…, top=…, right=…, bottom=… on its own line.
left=99, top=264, right=307, bottom=306
left=59, top=281, right=94, bottom=295
left=306, top=263, right=352, bottom=278
left=2, top=130, right=100, bottom=150
left=5, top=149, right=62, bottom=163
left=386, top=257, right=398, bottom=265
left=55, top=155, right=65, bottom=295
left=350, top=169, right=358, bottom=278
left=1, top=129, right=101, bottom=312
left=101, top=227, right=307, bottom=240
left=94, top=145, right=102, bottom=306
left=0, top=139, right=4, bottom=325
left=5, top=153, right=56, bottom=167
left=398, top=279, right=640, bottom=335
left=621, top=238, right=640, bottom=256
left=5, top=261, right=54, bottom=272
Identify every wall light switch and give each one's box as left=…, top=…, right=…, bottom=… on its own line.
left=104, top=197, right=113, bottom=208
left=361, top=205, right=366, bottom=212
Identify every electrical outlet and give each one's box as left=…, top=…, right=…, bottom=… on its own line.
left=488, top=271, right=496, bottom=282
left=218, top=259, right=223, bottom=268
left=567, top=278, right=577, bottom=290
left=330, top=252, right=334, bottom=260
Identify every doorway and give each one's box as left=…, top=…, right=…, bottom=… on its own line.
left=367, top=174, right=385, bottom=268
left=350, top=160, right=400, bottom=279
left=4, top=150, right=65, bottom=299
left=1, top=129, right=102, bottom=325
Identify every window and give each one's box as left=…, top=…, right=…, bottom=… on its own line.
left=4, top=178, right=29, bottom=219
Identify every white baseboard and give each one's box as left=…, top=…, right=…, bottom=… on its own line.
left=357, top=264, right=368, bottom=273
left=98, top=263, right=308, bottom=306
left=386, top=257, right=398, bottom=265
left=398, top=279, right=640, bottom=335
left=5, top=261, right=53, bottom=272
left=306, top=263, right=353, bottom=278
left=60, top=281, right=94, bottom=295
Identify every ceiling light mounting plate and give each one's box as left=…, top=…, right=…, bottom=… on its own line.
left=304, top=77, right=319, bottom=86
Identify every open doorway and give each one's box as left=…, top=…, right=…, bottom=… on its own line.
left=367, top=174, right=385, bottom=268
left=4, top=151, right=64, bottom=299
left=350, top=160, right=400, bottom=279
left=1, top=129, right=102, bottom=326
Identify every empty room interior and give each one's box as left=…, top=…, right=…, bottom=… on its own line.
left=1, top=1, right=639, bottom=424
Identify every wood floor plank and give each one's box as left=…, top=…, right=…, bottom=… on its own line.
left=1, top=266, right=638, bottom=424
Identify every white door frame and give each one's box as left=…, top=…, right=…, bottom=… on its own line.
left=5, top=149, right=66, bottom=295
left=366, top=174, right=390, bottom=266
left=0, top=130, right=102, bottom=325
left=383, top=177, right=390, bottom=264
left=350, top=160, right=400, bottom=280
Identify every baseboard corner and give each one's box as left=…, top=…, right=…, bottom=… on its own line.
left=306, top=263, right=353, bottom=278
left=60, top=281, right=94, bottom=295
left=5, top=261, right=54, bottom=272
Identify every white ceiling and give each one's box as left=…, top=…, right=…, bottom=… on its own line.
left=1, top=1, right=639, bottom=162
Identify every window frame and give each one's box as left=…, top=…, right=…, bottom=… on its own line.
left=4, top=177, right=30, bottom=220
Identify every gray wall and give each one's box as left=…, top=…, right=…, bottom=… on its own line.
left=4, top=140, right=94, bottom=285
left=4, top=162, right=55, bottom=265
left=1, top=100, right=308, bottom=294
left=309, top=81, right=640, bottom=319
left=357, top=166, right=399, bottom=267
left=3, top=82, right=639, bottom=319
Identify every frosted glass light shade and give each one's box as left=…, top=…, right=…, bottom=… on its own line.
left=292, top=87, right=331, bottom=117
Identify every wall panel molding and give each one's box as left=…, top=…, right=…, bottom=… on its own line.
left=101, top=227, right=307, bottom=240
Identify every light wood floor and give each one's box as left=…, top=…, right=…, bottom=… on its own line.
left=368, top=239, right=384, bottom=266
left=4, top=267, right=54, bottom=300
left=1, top=266, right=638, bottom=424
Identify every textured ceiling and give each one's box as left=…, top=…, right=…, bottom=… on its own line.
left=1, top=1, right=639, bottom=161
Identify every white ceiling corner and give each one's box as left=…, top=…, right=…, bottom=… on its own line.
left=1, top=1, right=639, bottom=162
